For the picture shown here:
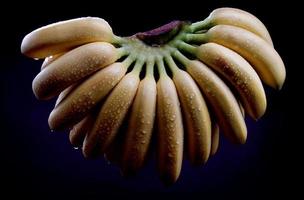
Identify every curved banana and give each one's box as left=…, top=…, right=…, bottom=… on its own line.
left=192, top=7, right=273, bottom=45
left=41, top=53, right=63, bottom=70
left=49, top=61, right=129, bottom=130
left=104, top=134, right=124, bottom=167
left=210, top=122, right=219, bottom=156
left=166, top=56, right=211, bottom=165
left=238, top=101, right=245, bottom=117
left=121, top=60, right=157, bottom=176
left=54, top=84, right=78, bottom=107
left=69, top=113, right=95, bottom=147
left=181, top=58, right=247, bottom=144
left=156, top=59, right=183, bottom=185
left=209, top=100, right=244, bottom=156
left=32, top=42, right=120, bottom=100
left=196, top=42, right=267, bottom=119
left=21, top=17, right=114, bottom=58
left=187, top=25, right=286, bottom=89
left=82, top=60, right=142, bottom=158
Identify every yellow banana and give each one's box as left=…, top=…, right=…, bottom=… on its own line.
left=41, top=53, right=63, bottom=70
left=196, top=42, right=267, bottom=120
left=121, top=59, right=157, bottom=176
left=166, top=56, right=211, bottom=165
left=209, top=101, right=244, bottom=156
left=210, top=122, right=219, bottom=156
left=32, top=42, right=120, bottom=100
left=21, top=17, right=114, bottom=58
left=238, top=101, right=245, bottom=117
left=104, top=134, right=124, bottom=167
left=156, top=58, right=183, bottom=185
left=69, top=113, right=95, bottom=147
left=82, top=59, right=142, bottom=158
left=186, top=25, right=286, bottom=89
left=173, top=50, right=247, bottom=144
left=54, top=84, right=77, bottom=107
left=192, top=7, right=273, bottom=45
left=49, top=61, right=130, bottom=130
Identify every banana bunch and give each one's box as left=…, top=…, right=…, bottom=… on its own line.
left=21, top=7, right=285, bottom=184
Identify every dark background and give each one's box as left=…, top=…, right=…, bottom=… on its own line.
left=1, top=0, right=300, bottom=199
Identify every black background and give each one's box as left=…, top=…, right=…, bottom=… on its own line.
left=1, top=0, right=300, bottom=199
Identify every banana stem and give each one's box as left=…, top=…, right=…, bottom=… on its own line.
left=171, top=50, right=190, bottom=67
left=156, top=57, right=167, bottom=77
left=146, top=57, right=155, bottom=78
left=164, top=55, right=179, bottom=75
left=122, top=54, right=136, bottom=69
left=189, top=18, right=211, bottom=32
left=132, top=57, right=145, bottom=76
left=185, top=33, right=207, bottom=43
left=175, top=41, right=197, bottom=55
left=116, top=47, right=129, bottom=58
left=112, top=35, right=128, bottom=45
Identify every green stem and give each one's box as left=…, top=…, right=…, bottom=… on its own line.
left=185, top=33, right=208, bottom=43
left=156, top=56, right=167, bottom=77
left=176, top=41, right=197, bottom=55
left=189, top=18, right=212, bottom=32
left=132, top=56, right=145, bottom=76
left=122, top=54, right=136, bottom=68
left=171, top=50, right=190, bottom=66
left=112, top=35, right=128, bottom=45
left=116, top=47, right=129, bottom=58
left=146, top=57, right=155, bottom=78
left=164, top=55, right=179, bottom=75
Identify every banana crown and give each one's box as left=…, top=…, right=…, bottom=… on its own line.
left=21, top=7, right=285, bottom=184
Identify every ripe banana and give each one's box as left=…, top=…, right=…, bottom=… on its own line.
left=186, top=25, right=286, bottom=89
left=21, top=17, right=114, bottom=58
left=209, top=101, right=243, bottom=157
left=32, top=42, right=120, bottom=100
left=82, top=60, right=142, bottom=158
left=210, top=122, right=219, bottom=156
left=41, top=53, right=63, bottom=70
left=121, top=59, right=157, bottom=176
left=181, top=58, right=247, bottom=144
left=54, top=84, right=77, bottom=107
left=196, top=42, right=267, bottom=119
left=191, top=7, right=273, bottom=45
left=22, top=8, right=286, bottom=184
left=69, top=113, right=95, bottom=147
left=156, top=59, right=183, bottom=185
left=49, top=61, right=129, bottom=130
left=166, top=56, right=211, bottom=165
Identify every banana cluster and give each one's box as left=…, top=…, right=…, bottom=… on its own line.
left=21, top=8, right=286, bottom=184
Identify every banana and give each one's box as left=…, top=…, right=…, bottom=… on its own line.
left=32, top=42, right=119, bottom=100
left=196, top=42, right=267, bottom=120
left=166, top=56, right=211, bottom=165
left=238, top=101, right=245, bottom=117
left=187, top=25, right=286, bottom=89
left=69, top=113, right=95, bottom=147
left=184, top=59, right=247, bottom=144
left=210, top=122, right=219, bottom=156
left=156, top=59, right=183, bottom=185
left=209, top=100, right=246, bottom=156
left=21, top=17, right=114, bottom=58
left=193, top=7, right=273, bottom=45
left=104, top=133, right=124, bottom=167
left=82, top=60, right=142, bottom=158
left=48, top=61, right=128, bottom=130
left=54, top=84, right=78, bottom=107
left=41, top=53, right=63, bottom=70
left=121, top=60, right=157, bottom=176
